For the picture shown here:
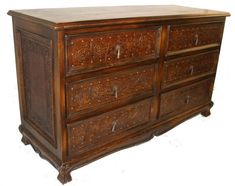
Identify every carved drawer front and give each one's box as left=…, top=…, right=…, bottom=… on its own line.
left=66, top=65, right=154, bottom=118
left=67, top=99, right=151, bottom=156
left=160, top=78, right=214, bottom=118
left=65, top=27, right=161, bottom=75
left=167, top=22, right=224, bottom=53
left=162, top=51, right=219, bottom=88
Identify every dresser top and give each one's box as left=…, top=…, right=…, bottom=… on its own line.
left=8, top=5, right=230, bottom=30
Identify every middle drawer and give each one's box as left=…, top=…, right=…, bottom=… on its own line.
left=66, top=64, right=155, bottom=118
left=162, top=50, right=219, bottom=88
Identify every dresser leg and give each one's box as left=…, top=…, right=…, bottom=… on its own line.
left=21, top=135, right=30, bottom=145
left=57, top=163, right=72, bottom=184
left=201, top=109, right=211, bottom=117
left=201, top=102, right=213, bottom=117
left=19, top=125, right=30, bottom=145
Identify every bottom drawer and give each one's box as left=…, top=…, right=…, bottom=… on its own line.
left=68, top=99, right=152, bottom=156
left=159, top=78, right=214, bottom=118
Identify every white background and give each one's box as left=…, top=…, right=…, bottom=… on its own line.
left=1, top=1, right=235, bottom=186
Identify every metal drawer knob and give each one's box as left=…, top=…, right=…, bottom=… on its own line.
left=111, top=121, right=117, bottom=132
left=189, top=65, right=194, bottom=75
left=194, top=34, right=199, bottom=46
left=185, top=95, right=190, bottom=104
left=115, top=44, right=121, bottom=59
left=112, top=85, right=118, bottom=99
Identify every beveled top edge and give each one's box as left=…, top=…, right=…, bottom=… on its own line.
left=8, top=5, right=230, bottom=30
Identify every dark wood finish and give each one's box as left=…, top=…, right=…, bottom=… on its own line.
left=8, top=5, right=229, bottom=184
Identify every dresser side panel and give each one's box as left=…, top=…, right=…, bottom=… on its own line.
left=12, top=18, right=63, bottom=162
left=21, top=31, right=56, bottom=145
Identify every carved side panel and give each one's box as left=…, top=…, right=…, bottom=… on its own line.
left=66, top=65, right=154, bottom=117
left=68, top=99, right=151, bottom=156
left=66, top=27, right=161, bottom=74
left=162, top=51, right=219, bottom=87
left=160, top=78, right=214, bottom=118
left=20, top=31, right=56, bottom=146
left=167, top=22, right=224, bottom=52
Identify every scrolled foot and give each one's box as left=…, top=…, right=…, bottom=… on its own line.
left=21, top=135, right=30, bottom=145
left=201, top=109, right=211, bottom=117
left=19, top=125, right=30, bottom=145
left=57, top=163, right=72, bottom=184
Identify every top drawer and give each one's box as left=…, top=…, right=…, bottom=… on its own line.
left=65, top=27, right=161, bottom=75
left=167, top=22, right=224, bottom=54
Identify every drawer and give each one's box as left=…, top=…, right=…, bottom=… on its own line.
left=66, top=65, right=154, bottom=118
left=65, top=27, right=161, bottom=75
left=160, top=78, right=214, bottom=118
left=67, top=99, right=152, bottom=156
left=167, top=22, right=224, bottom=54
left=162, top=51, right=219, bottom=88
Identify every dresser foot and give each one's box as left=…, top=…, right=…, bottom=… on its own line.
left=21, top=135, right=30, bottom=145
left=57, top=163, right=72, bottom=184
left=19, top=125, right=30, bottom=145
left=201, top=102, right=214, bottom=117
left=201, top=110, right=211, bottom=117
left=201, top=102, right=213, bottom=117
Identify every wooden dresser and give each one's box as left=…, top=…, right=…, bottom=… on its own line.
left=8, top=5, right=230, bottom=184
